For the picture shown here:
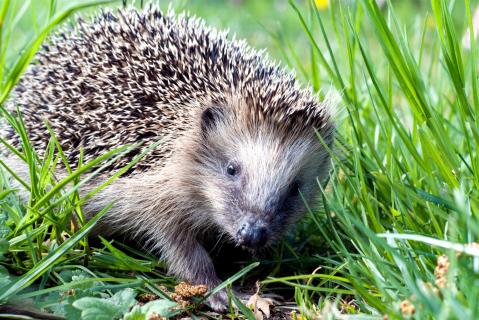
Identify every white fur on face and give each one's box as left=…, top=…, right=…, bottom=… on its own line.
left=230, top=130, right=321, bottom=215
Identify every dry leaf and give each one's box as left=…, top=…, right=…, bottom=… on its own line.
left=247, top=292, right=274, bottom=319
left=252, top=307, right=263, bottom=320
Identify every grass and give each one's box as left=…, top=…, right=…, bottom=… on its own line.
left=1, top=0, right=479, bottom=319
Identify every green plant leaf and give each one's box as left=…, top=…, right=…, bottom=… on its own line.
left=72, top=288, right=137, bottom=320
left=123, top=299, right=177, bottom=320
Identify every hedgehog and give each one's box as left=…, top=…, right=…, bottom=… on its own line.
left=3, top=6, right=335, bottom=311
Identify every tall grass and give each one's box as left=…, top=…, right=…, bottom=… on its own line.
left=265, top=0, right=479, bottom=318
left=1, top=0, right=478, bottom=319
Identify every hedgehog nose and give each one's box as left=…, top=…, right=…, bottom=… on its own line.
left=237, top=224, right=268, bottom=248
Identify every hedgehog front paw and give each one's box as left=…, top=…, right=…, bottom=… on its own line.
left=206, top=290, right=229, bottom=313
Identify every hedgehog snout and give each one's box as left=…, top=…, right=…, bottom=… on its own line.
left=235, top=218, right=269, bottom=249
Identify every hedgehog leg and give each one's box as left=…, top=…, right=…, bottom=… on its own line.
left=206, top=290, right=229, bottom=313
left=163, top=236, right=229, bottom=312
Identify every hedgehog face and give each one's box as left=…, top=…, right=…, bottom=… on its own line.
left=195, top=105, right=332, bottom=250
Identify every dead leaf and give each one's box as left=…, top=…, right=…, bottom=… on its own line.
left=247, top=292, right=274, bottom=319
left=252, top=307, right=263, bottom=320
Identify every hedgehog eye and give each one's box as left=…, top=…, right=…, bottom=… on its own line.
left=226, top=163, right=239, bottom=176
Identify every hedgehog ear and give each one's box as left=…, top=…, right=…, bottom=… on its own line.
left=200, top=106, right=224, bottom=135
